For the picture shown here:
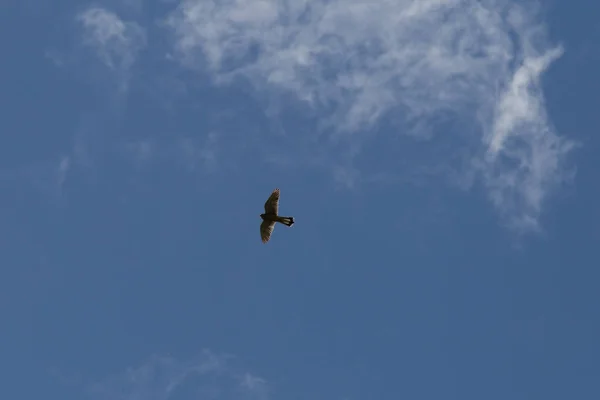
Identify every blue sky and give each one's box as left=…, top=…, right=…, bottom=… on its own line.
left=1, top=0, right=599, bottom=399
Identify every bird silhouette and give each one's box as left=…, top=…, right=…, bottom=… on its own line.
left=260, top=188, right=294, bottom=243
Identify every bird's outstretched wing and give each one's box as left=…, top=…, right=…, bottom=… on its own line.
left=263, top=188, right=280, bottom=215
left=260, top=220, right=276, bottom=243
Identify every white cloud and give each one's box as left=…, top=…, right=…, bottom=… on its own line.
left=238, top=373, right=269, bottom=400
left=118, top=131, right=220, bottom=173
left=482, top=46, right=575, bottom=230
left=77, top=6, right=146, bottom=72
left=56, top=156, right=71, bottom=189
left=86, top=350, right=269, bottom=400
left=177, top=131, right=220, bottom=172
left=164, top=0, right=574, bottom=230
left=0, top=155, right=71, bottom=201
left=65, top=8, right=147, bottom=176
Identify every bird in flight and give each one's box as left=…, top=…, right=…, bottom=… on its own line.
left=260, top=188, right=294, bottom=243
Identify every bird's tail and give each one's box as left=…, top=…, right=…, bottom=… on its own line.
left=276, top=216, right=295, bottom=227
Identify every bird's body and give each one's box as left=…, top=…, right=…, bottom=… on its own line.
left=260, top=188, right=294, bottom=243
left=260, top=213, right=294, bottom=225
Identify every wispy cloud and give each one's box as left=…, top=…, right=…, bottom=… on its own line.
left=48, top=7, right=149, bottom=178
left=482, top=44, right=575, bottom=230
left=77, top=6, right=146, bottom=73
left=164, top=0, right=574, bottom=229
left=238, top=373, right=269, bottom=400
left=177, top=131, right=220, bottom=173
left=85, top=350, right=270, bottom=400
left=0, top=155, right=71, bottom=202
left=119, top=131, right=220, bottom=174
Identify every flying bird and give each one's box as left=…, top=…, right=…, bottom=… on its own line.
left=260, top=188, right=294, bottom=243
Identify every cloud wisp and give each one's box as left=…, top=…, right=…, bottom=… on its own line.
left=120, top=131, right=220, bottom=174
left=46, top=7, right=149, bottom=178
left=85, top=350, right=269, bottom=400
left=164, top=0, right=574, bottom=230
left=77, top=6, right=146, bottom=78
left=0, top=155, right=71, bottom=203
left=482, top=44, right=574, bottom=230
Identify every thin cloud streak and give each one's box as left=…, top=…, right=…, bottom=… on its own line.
left=85, top=350, right=269, bottom=400
left=118, top=131, right=220, bottom=174
left=50, top=7, right=149, bottom=183
left=77, top=6, right=146, bottom=73
left=0, top=155, right=71, bottom=202
left=164, top=0, right=575, bottom=230
left=483, top=45, right=575, bottom=229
